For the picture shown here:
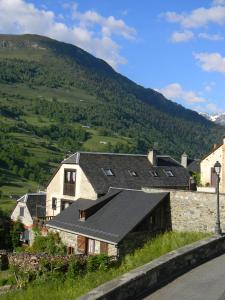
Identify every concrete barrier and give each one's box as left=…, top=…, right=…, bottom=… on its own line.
left=78, top=235, right=225, bottom=300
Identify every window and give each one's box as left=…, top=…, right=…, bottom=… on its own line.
left=102, top=168, right=114, bottom=176
left=163, top=170, right=174, bottom=177
left=128, top=170, right=137, bottom=177
left=52, top=198, right=57, bottom=210
left=64, top=170, right=76, bottom=183
left=88, top=239, right=95, bottom=254
left=149, top=170, right=158, bottom=177
left=61, top=200, right=73, bottom=211
left=20, top=207, right=24, bottom=217
left=79, top=210, right=86, bottom=221
left=67, top=247, right=74, bottom=255
left=63, top=169, right=76, bottom=196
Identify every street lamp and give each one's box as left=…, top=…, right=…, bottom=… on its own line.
left=214, top=161, right=222, bottom=235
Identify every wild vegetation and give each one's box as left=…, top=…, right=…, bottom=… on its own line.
left=0, top=231, right=210, bottom=300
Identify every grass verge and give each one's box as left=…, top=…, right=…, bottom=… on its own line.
left=0, top=231, right=210, bottom=300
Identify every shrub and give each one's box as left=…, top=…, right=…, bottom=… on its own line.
left=10, top=220, right=24, bottom=250
left=87, top=254, right=110, bottom=272
left=67, top=257, right=86, bottom=278
left=31, top=232, right=66, bottom=255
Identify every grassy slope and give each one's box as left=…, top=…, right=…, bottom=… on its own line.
left=0, top=83, right=133, bottom=201
left=0, top=231, right=210, bottom=300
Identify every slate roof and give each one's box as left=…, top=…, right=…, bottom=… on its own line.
left=187, top=159, right=200, bottom=174
left=18, top=192, right=46, bottom=218
left=46, top=189, right=169, bottom=244
left=61, top=152, right=190, bottom=194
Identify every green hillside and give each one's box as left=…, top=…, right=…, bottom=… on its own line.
left=0, top=34, right=223, bottom=198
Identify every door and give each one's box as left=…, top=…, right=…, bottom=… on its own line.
left=211, top=167, right=217, bottom=188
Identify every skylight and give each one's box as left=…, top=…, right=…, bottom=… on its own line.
left=102, top=168, right=114, bottom=176
left=128, top=170, right=138, bottom=177
left=163, top=170, right=174, bottom=177
left=149, top=170, right=158, bottom=177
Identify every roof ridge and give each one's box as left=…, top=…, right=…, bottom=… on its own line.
left=77, top=151, right=147, bottom=157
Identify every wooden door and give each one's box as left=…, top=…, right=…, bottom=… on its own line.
left=77, top=235, right=87, bottom=254
left=100, top=241, right=108, bottom=254
left=211, top=167, right=217, bottom=188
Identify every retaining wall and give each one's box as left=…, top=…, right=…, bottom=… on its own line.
left=78, top=235, right=225, bottom=300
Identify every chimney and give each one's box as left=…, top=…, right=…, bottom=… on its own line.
left=223, top=135, right=225, bottom=145
left=181, top=152, right=188, bottom=168
left=213, top=144, right=218, bottom=150
left=148, top=149, right=157, bottom=166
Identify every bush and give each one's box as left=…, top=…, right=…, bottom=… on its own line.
left=11, top=220, right=24, bottom=250
left=87, top=254, right=110, bottom=272
left=31, top=232, right=66, bottom=255
left=67, top=257, right=86, bottom=278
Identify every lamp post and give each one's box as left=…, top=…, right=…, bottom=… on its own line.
left=214, top=161, right=222, bottom=235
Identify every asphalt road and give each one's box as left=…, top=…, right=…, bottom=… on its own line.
left=143, top=254, right=225, bottom=300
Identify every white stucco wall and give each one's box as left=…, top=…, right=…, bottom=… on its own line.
left=11, top=202, right=33, bottom=227
left=46, top=163, right=97, bottom=217
left=201, top=143, right=225, bottom=193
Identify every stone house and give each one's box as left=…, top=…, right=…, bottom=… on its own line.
left=46, top=189, right=170, bottom=256
left=46, top=150, right=190, bottom=219
left=200, top=136, right=225, bottom=192
left=11, top=192, right=46, bottom=244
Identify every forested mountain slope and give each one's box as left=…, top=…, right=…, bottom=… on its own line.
left=0, top=34, right=223, bottom=196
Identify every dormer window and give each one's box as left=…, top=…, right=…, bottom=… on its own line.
left=163, top=170, right=174, bottom=177
left=149, top=170, right=158, bottom=177
left=102, top=168, right=114, bottom=176
left=128, top=170, right=137, bottom=177
left=79, top=210, right=86, bottom=221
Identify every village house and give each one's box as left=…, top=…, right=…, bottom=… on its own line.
left=46, top=150, right=190, bottom=219
left=200, top=136, right=225, bottom=192
left=11, top=192, right=46, bottom=244
left=181, top=152, right=200, bottom=175
left=46, top=188, right=170, bottom=256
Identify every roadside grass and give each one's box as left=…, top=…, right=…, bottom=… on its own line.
left=0, top=231, right=211, bottom=300
left=0, top=271, right=15, bottom=287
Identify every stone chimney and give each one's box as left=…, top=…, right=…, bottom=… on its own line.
left=181, top=152, right=188, bottom=168
left=148, top=149, right=157, bottom=166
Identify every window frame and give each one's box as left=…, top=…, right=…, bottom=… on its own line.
left=52, top=197, right=57, bottom=210
left=19, top=207, right=24, bottom=217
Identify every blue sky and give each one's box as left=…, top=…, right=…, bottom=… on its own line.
left=0, top=0, right=225, bottom=114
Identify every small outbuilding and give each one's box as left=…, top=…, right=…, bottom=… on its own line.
left=46, top=188, right=170, bottom=256
left=11, top=192, right=46, bottom=244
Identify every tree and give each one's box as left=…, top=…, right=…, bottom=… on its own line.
left=11, top=220, right=24, bottom=249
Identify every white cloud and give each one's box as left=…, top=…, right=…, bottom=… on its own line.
left=194, top=52, right=225, bottom=73
left=0, top=0, right=137, bottom=69
left=171, top=30, right=194, bottom=43
left=72, top=8, right=136, bottom=40
left=206, top=103, right=224, bottom=113
left=198, top=32, right=223, bottom=40
left=212, top=0, right=225, bottom=6
left=155, top=83, right=206, bottom=103
left=164, top=6, right=225, bottom=29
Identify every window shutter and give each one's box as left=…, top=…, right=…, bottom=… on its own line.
left=100, top=241, right=108, bottom=254
left=77, top=235, right=87, bottom=254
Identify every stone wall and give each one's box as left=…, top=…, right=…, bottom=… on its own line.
left=78, top=235, right=225, bottom=300
left=143, top=188, right=225, bottom=232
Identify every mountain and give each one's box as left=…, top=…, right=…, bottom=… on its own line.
left=199, top=112, right=225, bottom=126
left=0, top=34, right=224, bottom=196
